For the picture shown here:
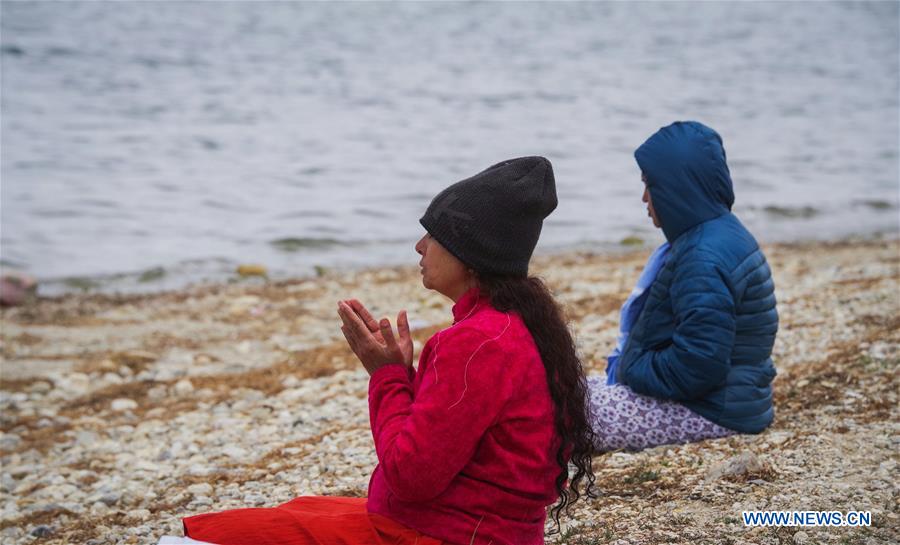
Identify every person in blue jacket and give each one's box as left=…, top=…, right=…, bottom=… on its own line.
left=588, top=121, right=778, bottom=452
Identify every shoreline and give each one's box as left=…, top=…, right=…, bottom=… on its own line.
left=11, top=229, right=900, bottom=299
left=1, top=237, right=898, bottom=544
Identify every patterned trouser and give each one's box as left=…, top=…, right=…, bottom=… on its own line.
left=587, top=376, right=736, bottom=453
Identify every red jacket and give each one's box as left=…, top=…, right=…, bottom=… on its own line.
left=366, top=288, right=560, bottom=545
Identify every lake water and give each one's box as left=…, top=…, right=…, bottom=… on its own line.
left=2, top=1, right=898, bottom=295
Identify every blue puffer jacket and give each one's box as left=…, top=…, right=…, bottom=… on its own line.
left=616, top=121, right=778, bottom=434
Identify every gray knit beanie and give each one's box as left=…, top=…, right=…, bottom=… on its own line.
left=419, top=156, right=557, bottom=276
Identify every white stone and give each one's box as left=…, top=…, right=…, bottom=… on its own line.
left=190, top=495, right=213, bottom=507
left=222, top=446, right=249, bottom=460
left=188, top=465, right=214, bottom=477
left=174, top=379, right=195, bottom=396
left=63, top=373, right=91, bottom=394
left=110, top=398, right=138, bottom=412
left=134, top=460, right=160, bottom=472
left=102, top=372, right=124, bottom=385
left=127, top=508, right=151, bottom=520
left=243, top=493, right=267, bottom=506
left=187, top=483, right=214, bottom=496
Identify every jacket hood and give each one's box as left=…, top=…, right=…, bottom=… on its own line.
left=634, top=121, right=735, bottom=242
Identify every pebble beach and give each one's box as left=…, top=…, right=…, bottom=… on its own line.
left=1, top=237, right=898, bottom=545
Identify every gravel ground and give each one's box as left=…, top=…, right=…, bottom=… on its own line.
left=1, top=237, right=898, bottom=545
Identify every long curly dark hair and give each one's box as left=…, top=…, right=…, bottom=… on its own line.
left=477, top=272, right=596, bottom=531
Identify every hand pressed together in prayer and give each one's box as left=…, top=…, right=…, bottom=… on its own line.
left=337, top=299, right=413, bottom=376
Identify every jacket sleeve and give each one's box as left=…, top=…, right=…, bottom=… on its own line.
left=367, top=325, right=516, bottom=502
left=620, top=254, right=736, bottom=401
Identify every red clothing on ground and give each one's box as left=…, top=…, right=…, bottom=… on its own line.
left=367, top=288, right=560, bottom=545
left=183, top=496, right=445, bottom=545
